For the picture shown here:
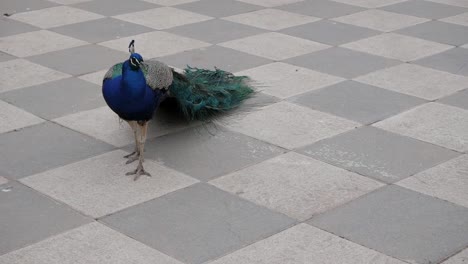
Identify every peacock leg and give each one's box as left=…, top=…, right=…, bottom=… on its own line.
left=126, top=121, right=151, bottom=180
left=124, top=121, right=140, bottom=164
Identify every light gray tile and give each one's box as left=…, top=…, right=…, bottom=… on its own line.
left=300, top=126, right=459, bottom=183
left=142, top=0, right=200, bottom=5
left=310, top=185, right=468, bottom=264
left=0, top=18, right=39, bottom=37
left=48, top=0, right=92, bottom=4
left=0, top=100, right=44, bottom=133
left=177, top=0, right=262, bottom=17
left=236, top=0, right=304, bottom=7
left=102, top=183, right=295, bottom=264
left=442, top=248, right=468, bottom=264
left=0, top=176, right=8, bottom=186
left=426, top=0, right=468, bottom=7
left=439, top=89, right=468, bottom=110
left=1, top=0, right=57, bottom=14
left=414, top=47, right=468, bottom=76
left=382, top=0, right=467, bottom=19
left=279, top=0, right=364, bottom=18
left=441, top=12, right=468, bottom=27
left=77, top=69, right=107, bottom=85
left=0, top=52, right=15, bottom=62
left=73, top=0, right=159, bottom=16
left=398, top=21, right=468, bottom=46
left=330, top=0, right=409, bottom=8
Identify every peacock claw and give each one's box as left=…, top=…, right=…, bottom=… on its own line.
left=123, top=151, right=137, bottom=159
left=125, top=155, right=139, bottom=164
left=126, top=164, right=151, bottom=181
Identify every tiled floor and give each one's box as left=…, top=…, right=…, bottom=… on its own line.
left=1, top=0, right=467, bottom=263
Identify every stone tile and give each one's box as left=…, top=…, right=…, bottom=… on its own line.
left=290, top=81, right=426, bottom=124
left=102, top=184, right=295, bottom=264
left=74, top=0, right=159, bottom=16
left=223, top=9, right=319, bottom=31
left=0, top=100, right=44, bottom=133
left=414, top=47, right=468, bottom=76
left=330, top=0, right=408, bottom=8
left=333, top=9, right=429, bottom=32
left=0, top=176, right=8, bottom=186
left=208, top=224, right=407, bottom=264
left=100, top=31, right=211, bottom=58
left=0, top=78, right=105, bottom=119
left=398, top=21, right=468, bottom=46
left=236, top=62, right=344, bottom=99
left=382, top=0, right=467, bottom=19
left=142, top=0, right=199, bottom=5
left=0, top=30, right=87, bottom=57
left=0, top=122, right=114, bottom=179
left=28, top=45, right=128, bottom=76
left=168, top=19, right=266, bottom=43
left=50, top=18, right=154, bottom=43
left=343, top=33, right=452, bottom=61
left=439, top=89, right=468, bottom=110
left=441, top=12, right=468, bottom=27
left=0, top=182, right=90, bottom=255
left=77, top=69, right=107, bottom=85
left=220, top=32, right=330, bottom=60
left=211, top=152, right=383, bottom=220
left=279, top=0, right=364, bottom=19
left=2, top=0, right=57, bottom=14
left=177, top=0, right=262, bottom=17
left=442, top=248, right=468, bottom=264
left=310, top=185, right=468, bottom=264
left=236, top=0, right=304, bottom=7
left=160, top=45, right=271, bottom=73
left=225, top=102, right=358, bottom=149
left=300, top=126, right=459, bottom=183
left=48, top=0, right=92, bottom=4
left=426, top=0, right=468, bottom=7
left=0, top=222, right=183, bottom=264
left=113, top=7, right=212, bottom=30
left=0, top=18, right=39, bottom=37
left=281, top=20, right=379, bottom=46
left=10, top=6, right=103, bottom=29
left=21, top=150, right=198, bottom=218
left=397, top=155, right=468, bottom=209
left=0, top=52, right=15, bottom=62
left=286, top=47, right=400, bottom=78
left=129, top=126, right=284, bottom=181
left=375, top=103, right=468, bottom=152
left=356, top=64, right=468, bottom=100
left=54, top=106, right=193, bottom=147
left=0, top=59, right=70, bottom=93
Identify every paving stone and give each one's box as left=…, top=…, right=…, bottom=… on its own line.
left=375, top=102, right=468, bottom=152
left=0, top=176, right=8, bottom=186
left=439, top=89, right=468, bottom=110
left=48, top=0, right=92, bottom=4
left=290, top=80, right=426, bottom=124
left=102, top=183, right=295, bottom=264
left=279, top=0, right=364, bottom=19
left=441, top=12, right=468, bottom=27
left=208, top=224, right=407, bottom=264
left=0, top=18, right=39, bottom=38
left=442, top=248, right=468, bottom=264
left=330, top=0, right=409, bottom=8
left=0, top=52, right=15, bottom=62
left=73, top=0, right=159, bottom=16
left=0, top=100, right=44, bottom=133
left=426, top=0, right=468, bottom=7
left=0, top=182, right=90, bottom=255
left=398, top=21, right=468, bottom=46
left=142, top=0, right=200, bottom=5
left=382, top=0, right=467, bottom=19
left=177, top=0, right=262, bottom=17
left=300, top=126, right=459, bottom=183
left=1, top=0, right=57, bottom=14
left=0, top=222, right=183, bottom=264
left=235, top=0, right=304, bottom=7
left=77, top=69, right=107, bottom=85
left=414, top=47, right=468, bottom=76
left=310, top=185, right=468, bottom=264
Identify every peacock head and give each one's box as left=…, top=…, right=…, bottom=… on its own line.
left=127, top=40, right=144, bottom=70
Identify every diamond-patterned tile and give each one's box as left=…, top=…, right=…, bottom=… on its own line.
left=21, top=150, right=198, bottom=218
left=0, top=52, right=15, bottom=62
left=209, top=224, right=407, bottom=264
left=286, top=47, right=400, bottom=78
left=330, top=0, right=409, bottom=8
left=414, top=47, right=468, bottom=76
left=0, top=18, right=39, bottom=38
left=50, top=18, right=154, bottom=43
left=99, top=31, right=211, bottom=58
left=0, top=122, right=114, bottom=179
left=0, top=222, right=184, bottom=264
left=2, top=0, right=57, bottom=14
left=0, top=30, right=87, bottom=57
left=0, top=59, right=70, bottom=93
left=141, top=0, right=200, bottom=5
left=102, top=183, right=295, bottom=264
left=77, top=69, right=107, bottom=85
left=333, top=9, right=429, bottom=32
left=290, top=80, right=426, bottom=124
left=48, top=0, right=92, bottom=4
left=74, top=0, right=159, bottom=16
left=223, top=9, right=319, bottom=31
left=375, top=102, right=468, bottom=152
left=0, top=100, right=44, bottom=133
left=236, top=62, right=344, bottom=99
left=442, top=248, right=468, bottom=264
left=279, top=0, right=364, bottom=19
left=220, top=32, right=330, bottom=60
left=0, top=181, right=90, bottom=255
left=177, top=0, right=262, bottom=17
left=225, top=102, right=359, bottom=149
left=300, top=126, right=459, bottom=183
left=210, top=152, right=383, bottom=220
left=382, top=0, right=467, bottom=19
left=310, top=185, right=468, bottom=264
left=426, top=0, right=468, bottom=7
left=236, top=0, right=304, bottom=7
left=0, top=177, right=8, bottom=185
left=356, top=64, right=468, bottom=100
left=10, top=6, right=103, bottom=29
left=0, top=78, right=104, bottom=119
left=441, top=12, right=468, bottom=27
left=439, top=89, right=468, bottom=110
left=113, top=7, right=212, bottom=30
left=398, top=21, right=468, bottom=46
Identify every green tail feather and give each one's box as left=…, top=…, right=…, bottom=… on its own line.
left=169, top=66, right=254, bottom=121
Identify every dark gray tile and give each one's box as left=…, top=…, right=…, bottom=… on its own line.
left=102, top=183, right=295, bottom=264
left=126, top=125, right=284, bottom=181
left=439, top=89, right=468, bottom=110
left=281, top=20, right=379, bottom=46
left=28, top=45, right=128, bottom=76
left=73, top=0, right=159, bottom=16
left=309, top=185, right=468, bottom=264
left=0, top=17, right=39, bottom=37
left=50, top=18, right=154, bottom=44
left=398, top=21, right=468, bottom=46
left=0, top=78, right=105, bottom=119
left=160, top=45, right=271, bottom=73
left=1, top=0, right=57, bottom=15
left=286, top=47, right=400, bottom=78
left=381, top=0, right=468, bottom=19
left=279, top=0, right=364, bottom=18
left=0, top=122, right=114, bottom=179
left=299, top=126, right=459, bottom=183
left=168, top=19, right=266, bottom=44
left=177, top=0, right=261, bottom=17
left=290, top=81, right=426, bottom=124
left=414, top=47, right=468, bottom=76
left=0, top=51, right=15, bottom=62
left=0, top=181, right=91, bottom=255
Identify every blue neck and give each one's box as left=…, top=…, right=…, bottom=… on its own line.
left=121, top=60, right=146, bottom=100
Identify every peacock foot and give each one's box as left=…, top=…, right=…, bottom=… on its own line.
left=125, top=154, right=139, bottom=164
left=126, top=163, right=151, bottom=181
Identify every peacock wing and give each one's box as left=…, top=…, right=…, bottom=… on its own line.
left=103, top=63, right=124, bottom=81
left=141, top=59, right=173, bottom=91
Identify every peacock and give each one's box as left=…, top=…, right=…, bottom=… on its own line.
left=102, top=40, right=254, bottom=180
